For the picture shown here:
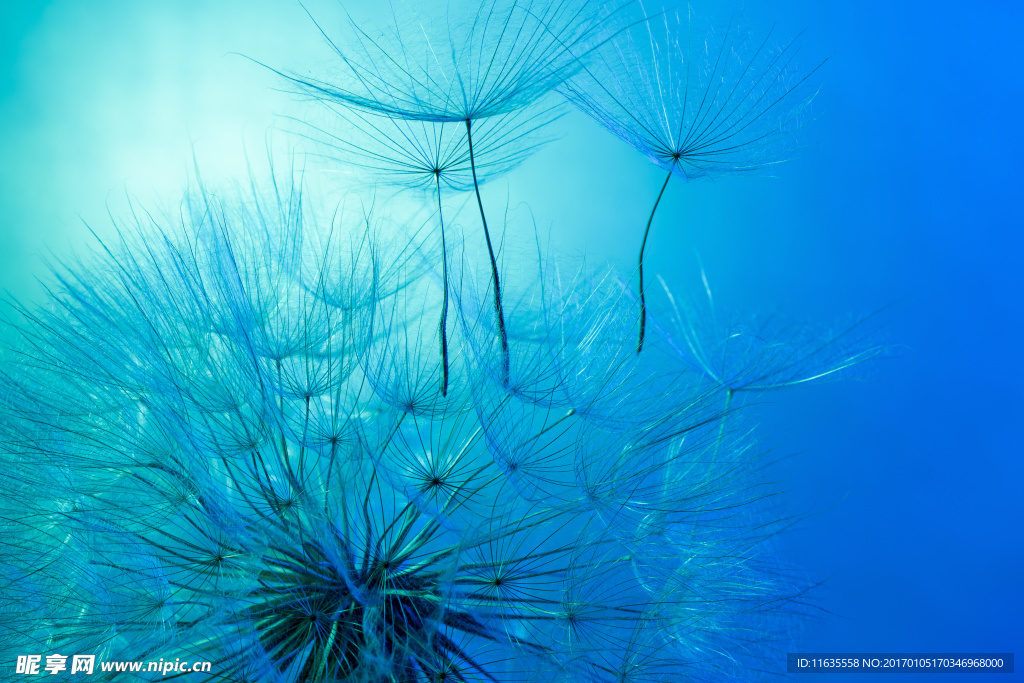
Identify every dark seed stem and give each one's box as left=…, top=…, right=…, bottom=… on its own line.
left=636, top=168, right=674, bottom=354
left=436, top=174, right=450, bottom=396
left=465, top=117, right=510, bottom=386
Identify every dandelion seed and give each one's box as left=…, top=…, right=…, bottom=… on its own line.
left=657, top=273, right=887, bottom=394
left=562, top=5, right=825, bottom=353
left=647, top=270, right=889, bottom=459
left=266, top=0, right=623, bottom=387
left=285, top=101, right=557, bottom=398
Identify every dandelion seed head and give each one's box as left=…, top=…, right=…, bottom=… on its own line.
left=0, top=163, right=850, bottom=679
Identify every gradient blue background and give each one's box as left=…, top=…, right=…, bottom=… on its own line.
left=1, top=1, right=1020, bottom=680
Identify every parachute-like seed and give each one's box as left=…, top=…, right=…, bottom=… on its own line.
left=266, top=0, right=632, bottom=388
left=561, top=5, right=826, bottom=353
left=282, top=99, right=561, bottom=399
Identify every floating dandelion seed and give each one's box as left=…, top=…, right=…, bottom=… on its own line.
left=656, top=272, right=887, bottom=396
left=282, top=99, right=559, bottom=397
left=284, top=104, right=558, bottom=195
left=266, top=0, right=626, bottom=387
left=0, top=172, right=820, bottom=681
left=645, top=270, right=888, bottom=462
left=561, top=5, right=825, bottom=353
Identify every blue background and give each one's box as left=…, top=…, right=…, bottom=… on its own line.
left=1, top=1, right=1020, bottom=680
